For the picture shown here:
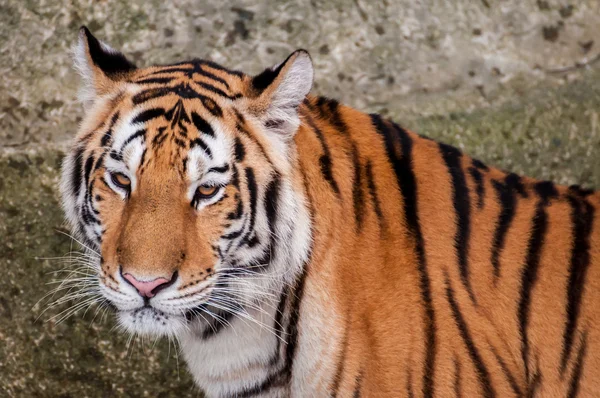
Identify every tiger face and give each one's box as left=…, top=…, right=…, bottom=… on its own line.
left=60, top=27, right=312, bottom=337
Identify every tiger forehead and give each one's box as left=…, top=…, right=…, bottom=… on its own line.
left=122, top=96, right=236, bottom=175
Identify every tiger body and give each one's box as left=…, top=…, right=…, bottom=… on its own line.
left=60, top=27, right=600, bottom=397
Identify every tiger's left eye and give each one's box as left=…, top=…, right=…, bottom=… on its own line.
left=110, top=172, right=131, bottom=190
left=196, top=185, right=219, bottom=199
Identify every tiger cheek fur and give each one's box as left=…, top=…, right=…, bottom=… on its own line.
left=59, top=26, right=600, bottom=398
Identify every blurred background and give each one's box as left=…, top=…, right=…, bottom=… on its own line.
left=1, top=0, right=599, bottom=396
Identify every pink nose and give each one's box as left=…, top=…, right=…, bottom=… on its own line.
left=122, top=273, right=175, bottom=298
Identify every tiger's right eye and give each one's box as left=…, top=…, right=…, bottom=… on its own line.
left=110, top=172, right=131, bottom=190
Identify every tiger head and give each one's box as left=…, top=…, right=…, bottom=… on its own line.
left=60, top=27, right=313, bottom=337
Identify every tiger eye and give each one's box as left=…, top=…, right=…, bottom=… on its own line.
left=111, top=172, right=131, bottom=188
left=197, top=185, right=218, bottom=198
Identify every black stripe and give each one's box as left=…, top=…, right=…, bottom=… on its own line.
left=227, top=194, right=244, bottom=220
left=445, top=273, right=495, bottom=398
left=100, top=112, right=119, bottom=147
left=134, top=77, right=174, bottom=85
left=569, top=185, right=595, bottom=197
left=440, top=143, right=475, bottom=303
left=491, top=178, right=517, bottom=280
left=567, top=332, right=588, bottom=398
left=131, top=108, right=165, bottom=125
left=489, top=343, right=522, bottom=396
left=235, top=118, right=274, bottom=167
left=71, top=146, right=85, bottom=197
left=191, top=111, right=215, bottom=137
left=518, top=181, right=556, bottom=383
left=453, top=356, right=462, bottom=398
left=190, top=138, right=212, bottom=158
left=132, top=87, right=174, bottom=105
left=323, top=99, right=363, bottom=229
left=269, top=284, right=289, bottom=366
left=83, top=153, right=94, bottom=188
left=304, top=114, right=340, bottom=195
left=119, top=129, right=146, bottom=153
left=239, top=167, right=258, bottom=247
left=200, top=306, right=236, bottom=340
left=330, top=325, right=349, bottom=397
left=195, top=65, right=230, bottom=89
left=371, top=114, right=436, bottom=398
left=234, top=136, right=246, bottom=162
left=92, top=152, right=106, bottom=172
left=473, top=159, right=489, bottom=170
left=560, top=196, right=595, bottom=374
left=407, top=368, right=414, bottom=398
left=365, top=161, right=386, bottom=232
left=353, top=371, right=363, bottom=398
left=207, top=164, right=229, bottom=174
left=265, top=174, right=281, bottom=239
left=281, top=260, right=308, bottom=385
left=352, top=149, right=365, bottom=232
left=200, top=59, right=244, bottom=78
left=469, top=165, right=485, bottom=209
left=165, top=99, right=190, bottom=128
left=196, top=81, right=236, bottom=100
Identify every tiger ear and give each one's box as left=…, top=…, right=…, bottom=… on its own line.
left=73, top=26, right=137, bottom=106
left=248, top=50, right=313, bottom=139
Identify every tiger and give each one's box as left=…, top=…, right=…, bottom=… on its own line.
left=59, top=26, right=600, bottom=397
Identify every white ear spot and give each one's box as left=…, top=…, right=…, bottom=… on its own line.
left=261, top=51, right=314, bottom=139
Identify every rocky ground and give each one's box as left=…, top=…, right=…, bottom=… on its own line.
left=0, top=0, right=599, bottom=396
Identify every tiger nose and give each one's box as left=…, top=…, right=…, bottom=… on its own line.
left=122, top=271, right=178, bottom=298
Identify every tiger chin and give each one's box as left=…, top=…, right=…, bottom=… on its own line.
left=59, top=26, right=599, bottom=397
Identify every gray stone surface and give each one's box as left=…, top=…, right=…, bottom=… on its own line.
left=1, top=0, right=599, bottom=396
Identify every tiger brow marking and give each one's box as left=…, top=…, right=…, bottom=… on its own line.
left=207, top=165, right=230, bottom=174
left=518, top=181, right=557, bottom=385
left=370, top=114, right=436, bottom=398
left=439, top=143, right=476, bottom=304
left=445, top=271, right=495, bottom=398
left=560, top=195, right=594, bottom=375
